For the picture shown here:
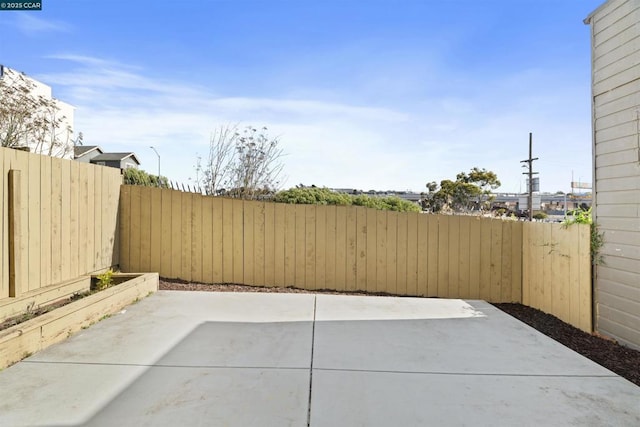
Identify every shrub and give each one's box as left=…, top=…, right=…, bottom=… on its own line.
left=124, top=168, right=169, bottom=188
left=273, top=188, right=420, bottom=212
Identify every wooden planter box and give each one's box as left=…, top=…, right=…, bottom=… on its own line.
left=0, top=272, right=158, bottom=369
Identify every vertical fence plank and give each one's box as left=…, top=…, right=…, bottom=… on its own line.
left=427, top=215, right=439, bottom=297
left=458, top=215, right=470, bottom=299
left=386, top=211, right=398, bottom=295
left=263, top=202, right=275, bottom=287
left=542, top=223, right=553, bottom=312
left=253, top=202, right=265, bottom=287
left=180, top=193, right=193, bottom=281
left=170, top=190, right=183, bottom=279
left=211, top=197, right=224, bottom=283
left=416, top=214, right=429, bottom=296
left=84, top=164, right=95, bottom=275
left=139, top=186, right=152, bottom=273
left=201, top=196, right=214, bottom=283
left=324, top=205, right=337, bottom=290
left=376, top=210, right=388, bottom=293
left=511, top=221, right=523, bottom=303
left=283, top=204, right=296, bottom=287
left=119, top=186, right=131, bottom=273
left=93, top=166, right=103, bottom=272
left=191, top=193, right=203, bottom=282
left=500, top=220, right=513, bottom=302
left=522, top=222, right=532, bottom=306
left=68, top=161, right=79, bottom=280
left=243, top=201, right=255, bottom=286
left=129, top=186, right=142, bottom=273
left=447, top=215, right=460, bottom=298
left=159, top=188, right=172, bottom=278
left=305, top=205, right=316, bottom=290
left=568, top=224, right=581, bottom=328
left=60, top=161, right=72, bottom=281
left=479, top=218, right=492, bottom=300
left=345, top=206, right=357, bottom=291
left=490, top=219, right=503, bottom=302
left=355, top=207, right=367, bottom=291
left=50, top=159, right=62, bottom=282
left=396, top=211, right=408, bottom=296
left=28, top=155, right=41, bottom=290
left=273, top=203, right=286, bottom=287
left=149, top=187, right=163, bottom=274
left=335, top=206, right=347, bottom=292
left=406, top=212, right=418, bottom=296
left=364, top=208, right=377, bottom=293
left=232, top=199, right=244, bottom=284
left=8, top=170, right=22, bottom=297
left=468, top=217, right=481, bottom=299
left=438, top=215, right=450, bottom=298
left=315, top=205, right=326, bottom=289
left=578, top=224, right=592, bottom=332
left=294, top=204, right=306, bottom=288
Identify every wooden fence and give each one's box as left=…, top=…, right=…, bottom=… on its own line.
left=0, top=147, right=122, bottom=300
left=119, top=186, right=592, bottom=331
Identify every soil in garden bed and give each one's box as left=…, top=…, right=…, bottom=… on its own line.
left=160, top=278, right=640, bottom=387
left=0, top=292, right=90, bottom=332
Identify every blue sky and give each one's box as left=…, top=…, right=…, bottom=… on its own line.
left=0, top=0, right=603, bottom=193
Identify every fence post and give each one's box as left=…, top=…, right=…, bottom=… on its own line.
left=8, top=170, right=22, bottom=298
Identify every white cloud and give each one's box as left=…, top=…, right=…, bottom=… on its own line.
left=40, top=55, right=592, bottom=193
left=12, top=13, right=69, bottom=35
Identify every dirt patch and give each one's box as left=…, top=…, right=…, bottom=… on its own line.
left=160, top=278, right=640, bottom=387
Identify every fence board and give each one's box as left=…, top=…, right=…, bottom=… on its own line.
left=416, top=214, right=429, bottom=296
left=211, top=197, right=224, bottom=283
left=427, top=215, right=439, bottom=297
left=406, top=213, right=418, bottom=296
left=335, top=206, right=348, bottom=292
left=468, top=217, right=481, bottom=299
left=345, top=206, right=357, bottom=291
left=69, top=161, right=79, bottom=279
left=324, top=206, right=337, bottom=290
left=150, top=187, right=163, bottom=274
left=438, top=215, right=449, bottom=298
left=191, top=191, right=203, bottom=282
left=232, top=199, right=244, bottom=283
left=396, top=211, right=408, bottom=296
left=243, top=201, right=255, bottom=286
left=315, top=205, right=326, bottom=289
left=366, top=209, right=377, bottom=293
left=264, top=202, right=275, bottom=287
left=479, top=219, right=492, bottom=300
left=51, top=159, right=62, bottom=283
left=458, top=215, right=470, bottom=298
left=93, top=167, right=103, bottom=272
left=386, top=211, right=398, bottom=295
left=170, top=190, right=183, bottom=279
left=28, top=155, right=41, bottom=291
left=356, top=208, right=368, bottom=291
left=284, top=203, right=296, bottom=286
left=139, top=186, right=152, bottom=273
left=305, top=205, right=316, bottom=290
left=490, top=220, right=502, bottom=302
left=273, top=203, right=286, bottom=286
left=294, top=204, right=306, bottom=287
left=375, top=210, right=387, bottom=293
left=448, top=215, right=460, bottom=298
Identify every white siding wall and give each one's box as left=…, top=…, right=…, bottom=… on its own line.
left=588, top=0, right=640, bottom=349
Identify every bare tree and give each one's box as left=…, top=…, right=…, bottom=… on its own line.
left=196, top=124, right=285, bottom=199
left=0, top=68, right=73, bottom=157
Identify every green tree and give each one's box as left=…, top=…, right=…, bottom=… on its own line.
left=423, top=167, right=501, bottom=213
left=124, top=168, right=169, bottom=188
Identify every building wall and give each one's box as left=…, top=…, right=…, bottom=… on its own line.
left=0, top=66, right=75, bottom=159
left=587, top=0, right=640, bottom=349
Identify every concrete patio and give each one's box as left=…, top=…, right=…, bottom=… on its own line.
left=0, top=291, right=638, bottom=426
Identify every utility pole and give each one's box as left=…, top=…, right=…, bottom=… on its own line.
left=520, top=132, right=539, bottom=221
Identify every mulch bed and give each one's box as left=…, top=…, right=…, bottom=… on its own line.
left=160, top=278, right=640, bottom=387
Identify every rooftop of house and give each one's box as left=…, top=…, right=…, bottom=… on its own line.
left=91, top=152, right=140, bottom=164
left=74, top=145, right=103, bottom=158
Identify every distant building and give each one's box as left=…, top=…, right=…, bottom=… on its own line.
left=0, top=65, right=75, bottom=158
left=74, top=146, right=140, bottom=170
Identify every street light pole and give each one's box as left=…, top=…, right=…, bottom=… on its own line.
left=149, top=146, right=161, bottom=187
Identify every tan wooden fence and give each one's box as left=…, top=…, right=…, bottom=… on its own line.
left=0, top=147, right=122, bottom=300
left=119, top=186, right=592, bottom=331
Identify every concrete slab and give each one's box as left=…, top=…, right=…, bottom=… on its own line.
left=0, top=291, right=638, bottom=427
left=313, top=297, right=614, bottom=376
left=310, top=370, right=640, bottom=427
